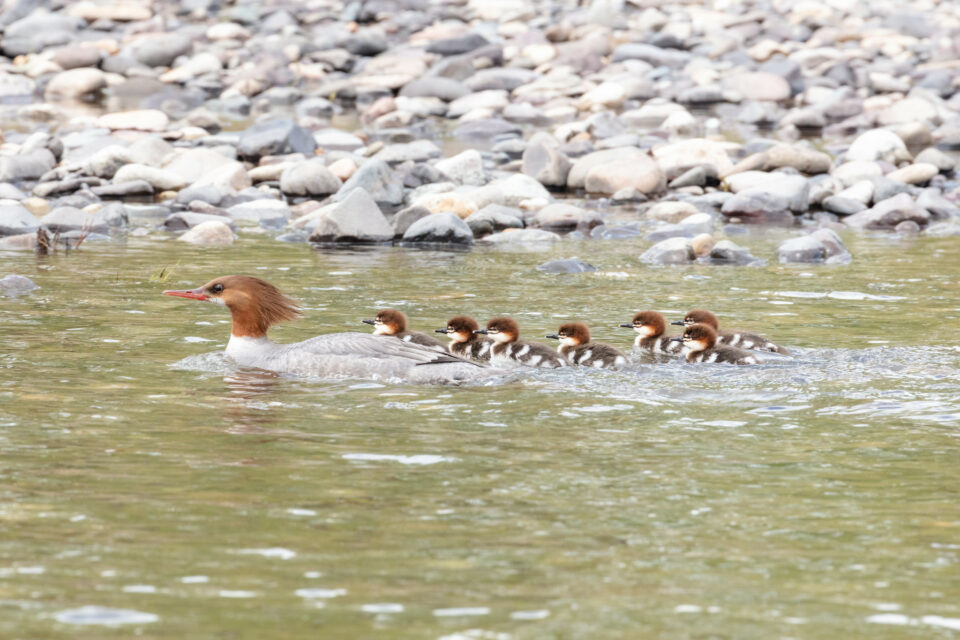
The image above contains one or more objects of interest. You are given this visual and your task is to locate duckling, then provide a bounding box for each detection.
[672,323,758,365]
[363,308,446,352]
[546,322,627,369]
[435,316,493,362]
[673,309,790,355]
[620,311,683,355]
[475,317,567,368]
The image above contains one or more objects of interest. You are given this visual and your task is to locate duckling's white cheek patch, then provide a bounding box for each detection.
[373,326,389,335]
[560,337,576,347]
[492,333,511,343]
[637,326,654,337]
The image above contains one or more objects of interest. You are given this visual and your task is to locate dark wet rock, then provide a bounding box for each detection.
[465,206,524,237]
[531,203,601,231]
[392,205,430,237]
[401,212,474,245]
[333,158,404,206]
[0,274,38,296]
[845,193,931,229]
[225,199,290,229]
[426,33,489,56]
[238,118,317,159]
[163,212,234,231]
[344,28,388,56]
[522,141,572,188]
[639,237,695,265]
[135,33,192,67]
[400,77,469,101]
[537,258,596,274]
[708,240,762,265]
[810,228,852,264]
[0,149,56,182]
[0,204,40,236]
[279,159,342,197]
[308,188,393,243]
[779,235,825,263]
[822,196,867,216]
[40,206,108,233]
[720,190,794,224]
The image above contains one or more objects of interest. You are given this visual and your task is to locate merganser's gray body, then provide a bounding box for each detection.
[227,332,499,384]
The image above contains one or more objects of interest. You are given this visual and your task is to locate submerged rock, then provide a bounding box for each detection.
[778,235,825,263]
[537,258,597,273]
[0,274,38,296]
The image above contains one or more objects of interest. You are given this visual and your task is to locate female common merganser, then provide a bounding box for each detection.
[163,275,495,384]
[546,322,627,369]
[435,316,493,362]
[620,311,683,355]
[475,317,566,368]
[362,308,446,352]
[671,323,758,365]
[673,309,790,355]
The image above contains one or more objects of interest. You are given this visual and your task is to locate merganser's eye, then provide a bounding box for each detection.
[211,283,224,294]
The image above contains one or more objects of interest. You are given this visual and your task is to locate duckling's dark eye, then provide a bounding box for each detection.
[211,283,224,294]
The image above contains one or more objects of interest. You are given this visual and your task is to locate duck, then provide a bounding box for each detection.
[362,308,447,352]
[672,323,758,365]
[620,311,684,355]
[434,316,493,362]
[474,317,567,368]
[163,275,497,384]
[546,322,627,369]
[673,309,790,355]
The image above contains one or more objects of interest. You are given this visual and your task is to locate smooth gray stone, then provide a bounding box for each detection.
[426,33,489,56]
[0,203,39,236]
[392,205,430,237]
[309,188,393,243]
[237,118,317,159]
[778,235,825,263]
[708,239,762,265]
[401,211,474,245]
[134,33,192,67]
[639,237,695,265]
[163,212,234,231]
[333,159,404,207]
[40,206,109,233]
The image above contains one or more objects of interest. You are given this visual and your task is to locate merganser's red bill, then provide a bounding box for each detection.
[163,288,208,301]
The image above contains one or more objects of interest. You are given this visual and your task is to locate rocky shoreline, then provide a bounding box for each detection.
[1,0,959,269]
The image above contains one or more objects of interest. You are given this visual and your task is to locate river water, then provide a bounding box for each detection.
[2,229,959,639]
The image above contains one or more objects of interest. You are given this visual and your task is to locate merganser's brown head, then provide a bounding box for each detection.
[436,316,480,343]
[163,275,301,338]
[476,317,519,344]
[673,323,717,353]
[363,309,407,336]
[621,311,666,337]
[673,308,719,329]
[546,322,590,347]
